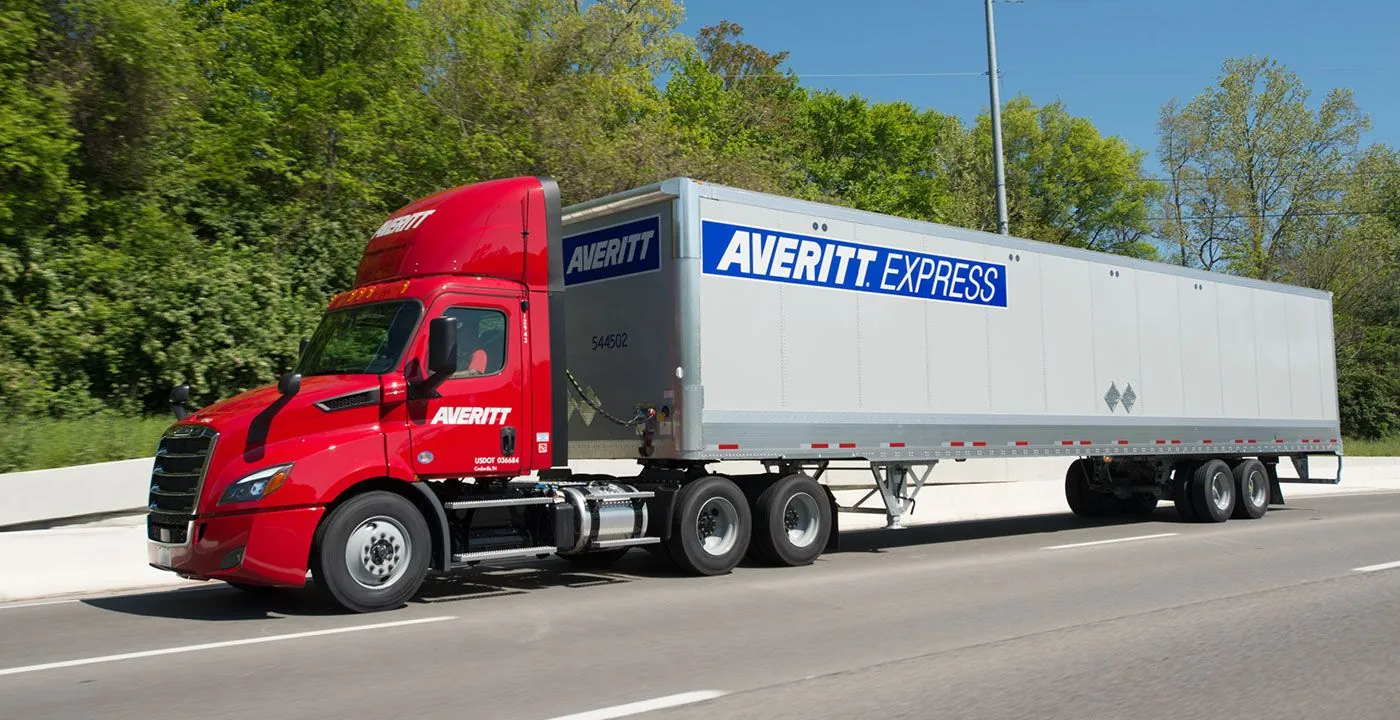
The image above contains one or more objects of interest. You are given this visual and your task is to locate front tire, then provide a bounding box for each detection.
[665,475,751,576]
[312,491,431,613]
[751,473,831,567]
[1231,459,1270,519]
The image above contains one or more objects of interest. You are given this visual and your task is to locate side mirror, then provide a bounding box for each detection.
[427,317,458,375]
[169,384,192,421]
[412,317,458,400]
[278,371,301,396]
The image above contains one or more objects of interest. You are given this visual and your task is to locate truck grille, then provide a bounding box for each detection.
[147,425,217,541]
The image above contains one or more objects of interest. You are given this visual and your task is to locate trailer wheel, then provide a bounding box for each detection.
[1171,461,1201,522]
[1189,459,1236,523]
[665,475,751,576]
[1231,459,1269,519]
[751,473,831,567]
[1065,459,1115,518]
[311,491,431,613]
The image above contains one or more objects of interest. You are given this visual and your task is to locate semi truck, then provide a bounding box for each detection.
[146,175,1343,613]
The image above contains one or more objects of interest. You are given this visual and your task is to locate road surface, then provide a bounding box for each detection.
[2,491,1399,719]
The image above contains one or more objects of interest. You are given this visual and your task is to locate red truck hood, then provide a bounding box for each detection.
[187,375,371,426]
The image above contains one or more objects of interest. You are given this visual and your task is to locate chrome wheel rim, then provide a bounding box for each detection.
[1246,468,1267,507]
[345,515,411,589]
[783,492,821,548]
[696,497,739,557]
[1210,470,1233,511]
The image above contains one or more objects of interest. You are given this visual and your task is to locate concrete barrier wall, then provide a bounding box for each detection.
[1,453,1395,530]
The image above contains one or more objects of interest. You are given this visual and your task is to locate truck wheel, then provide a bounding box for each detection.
[1231,459,1269,519]
[311,491,431,613]
[1172,461,1201,522]
[1065,459,1115,518]
[558,548,631,569]
[665,475,751,576]
[751,473,831,567]
[1189,459,1235,523]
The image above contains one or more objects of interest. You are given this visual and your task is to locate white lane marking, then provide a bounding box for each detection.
[0,615,456,677]
[1042,532,1179,551]
[545,691,728,720]
[1352,560,1400,574]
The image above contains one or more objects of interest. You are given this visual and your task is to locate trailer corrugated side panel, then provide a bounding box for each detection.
[686,182,1340,462]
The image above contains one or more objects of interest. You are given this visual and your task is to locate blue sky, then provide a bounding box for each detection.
[676,0,1399,169]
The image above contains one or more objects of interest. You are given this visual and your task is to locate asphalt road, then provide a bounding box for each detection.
[2,492,1399,720]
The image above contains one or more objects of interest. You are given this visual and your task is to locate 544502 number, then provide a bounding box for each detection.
[591,333,629,351]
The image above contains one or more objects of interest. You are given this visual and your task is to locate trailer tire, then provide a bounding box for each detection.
[1065,459,1115,518]
[311,491,431,613]
[1172,461,1201,522]
[1189,459,1236,523]
[1231,459,1270,519]
[751,473,831,567]
[665,475,751,576]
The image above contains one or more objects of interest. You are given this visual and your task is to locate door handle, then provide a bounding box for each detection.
[501,427,516,457]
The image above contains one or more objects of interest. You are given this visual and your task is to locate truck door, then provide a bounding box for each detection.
[407,291,528,478]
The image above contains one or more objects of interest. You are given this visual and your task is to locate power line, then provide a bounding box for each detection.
[1146,208,1394,222]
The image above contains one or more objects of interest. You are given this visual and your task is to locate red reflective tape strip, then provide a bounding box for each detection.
[888,442,906,448]
[1314,439,1322,443]
[1080,440,1092,446]
[1155,440,1166,444]
[1117,440,1129,445]
[809,443,830,449]
[718,443,739,451]
[1170,440,1181,444]
[1060,440,1074,446]
[949,441,966,447]
[1235,439,1245,444]
[1203,439,1213,444]
[1331,438,1339,443]
[1015,440,1030,446]
[1301,439,1310,443]
[1248,439,1258,444]
[839,442,856,449]
[972,441,987,447]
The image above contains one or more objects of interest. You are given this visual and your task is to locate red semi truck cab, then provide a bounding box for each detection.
[146,176,665,612]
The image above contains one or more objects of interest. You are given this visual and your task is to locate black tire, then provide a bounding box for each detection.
[664,475,752,576]
[311,491,432,613]
[1065,459,1115,518]
[750,473,831,567]
[1231,459,1270,519]
[1115,493,1159,517]
[557,548,630,569]
[1189,459,1236,523]
[1172,461,1201,522]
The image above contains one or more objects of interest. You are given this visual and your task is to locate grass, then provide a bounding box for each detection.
[0,416,1394,474]
[1342,435,1400,457]
[0,416,173,474]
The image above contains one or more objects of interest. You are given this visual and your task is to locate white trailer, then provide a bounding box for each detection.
[553,177,1341,570]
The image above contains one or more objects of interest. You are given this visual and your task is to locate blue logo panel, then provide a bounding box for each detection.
[700,220,1008,308]
[563,216,661,287]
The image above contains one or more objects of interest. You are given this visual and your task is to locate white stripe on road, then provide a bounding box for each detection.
[1352,560,1400,574]
[545,691,728,720]
[1042,532,1179,551]
[0,615,456,677]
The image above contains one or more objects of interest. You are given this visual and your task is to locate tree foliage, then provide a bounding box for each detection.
[0,5,1392,440]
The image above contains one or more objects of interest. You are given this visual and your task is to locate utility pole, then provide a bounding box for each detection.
[984,0,1010,235]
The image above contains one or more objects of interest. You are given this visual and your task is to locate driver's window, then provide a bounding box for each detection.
[442,306,507,378]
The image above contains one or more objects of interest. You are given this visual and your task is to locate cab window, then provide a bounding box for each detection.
[442,307,507,377]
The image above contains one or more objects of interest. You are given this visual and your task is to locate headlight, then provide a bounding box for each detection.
[219,464,292,505]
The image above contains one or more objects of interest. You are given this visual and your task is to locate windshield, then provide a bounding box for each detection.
[296,301,422,376]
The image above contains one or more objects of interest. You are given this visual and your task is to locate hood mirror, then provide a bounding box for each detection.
[278,371,301,397]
